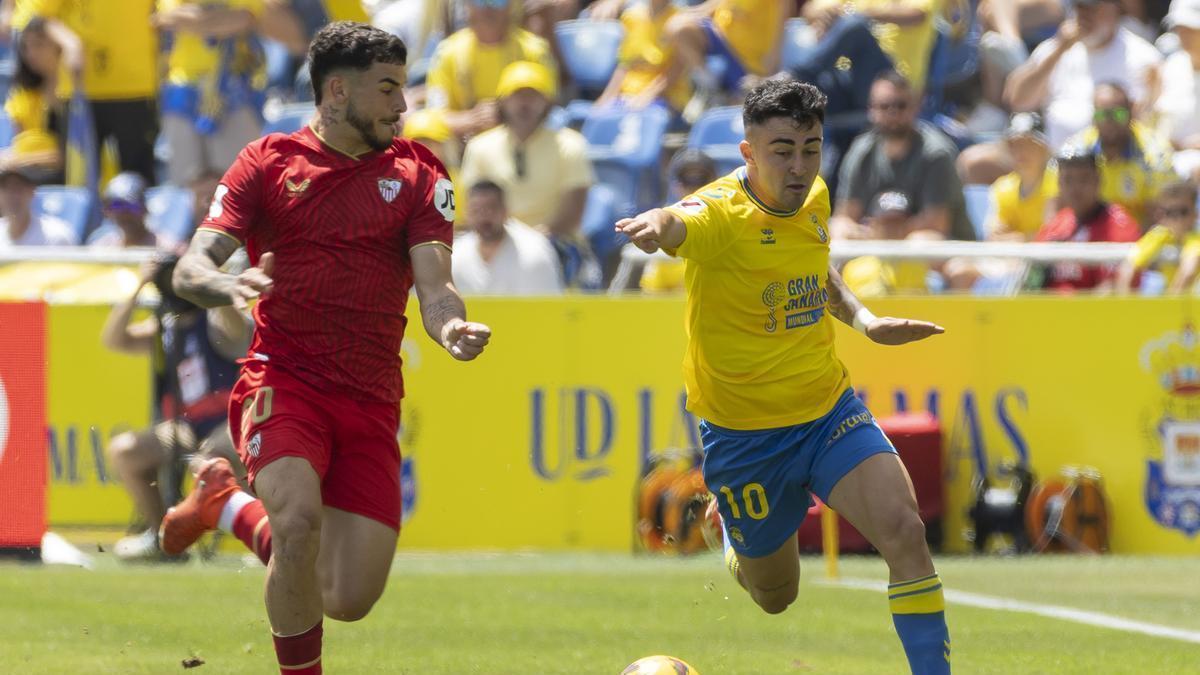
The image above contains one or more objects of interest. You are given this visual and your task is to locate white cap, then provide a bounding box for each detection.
[1167,0,1200,30]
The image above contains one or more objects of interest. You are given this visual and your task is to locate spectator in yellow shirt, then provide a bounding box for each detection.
[154,0,265,187]
[401,108,466,225]
[665,0,790,97]
[1064,81,1173,228]
[987,112,1057,241]
[23,0,160,184]
[426,0,557,138]
[1116,179,1200,294]
[3,17,63,182]
[595,0,690,114]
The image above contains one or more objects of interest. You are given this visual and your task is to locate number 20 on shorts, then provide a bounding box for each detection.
[719,483,770,520]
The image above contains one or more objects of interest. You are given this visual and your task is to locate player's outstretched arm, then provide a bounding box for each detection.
[411,244,491,361]
[174,230,274,310]
[826,264,945,346]
[615,208,687,254]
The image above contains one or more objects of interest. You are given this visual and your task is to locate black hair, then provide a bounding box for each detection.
[1159,178,1198,205]
[308,22,407,105]
[468,180,506,201]
[742,77,827,131]
[13,18,51,91]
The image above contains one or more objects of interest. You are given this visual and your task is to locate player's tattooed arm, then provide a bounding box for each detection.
[411,244,491,361]
[826,263,945,345]
[174,230,274,310]
[825,263,865,327]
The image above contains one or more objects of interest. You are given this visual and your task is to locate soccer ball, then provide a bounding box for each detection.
[621,655,700,675]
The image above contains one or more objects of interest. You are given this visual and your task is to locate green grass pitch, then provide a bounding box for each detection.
[2,552,1198,673]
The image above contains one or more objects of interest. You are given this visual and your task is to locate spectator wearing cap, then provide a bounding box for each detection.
[425,0,557,138]
[402,108,466,224]
[86,172,161,249]
[0,152,75,247]
[594,0,691,115]
[459,61,593,243]
[1156,0,1200,180]
[639,148,718,293]
[840,191,937,295]
[20,0,160,185]
[1035,149,1141,292]
[451,180,563,295]
[1066,82,1173,227]
[153,0,265,187]
[832,71,974,242]
[1005,0,1162,151]
[987,112,1058,241]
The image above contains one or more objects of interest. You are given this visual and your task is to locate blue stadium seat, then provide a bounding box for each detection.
[780,18,811,72]
[263,103,313,136]
[555,20,623,99]
[962,184,993,241]
[563,99,593,130]
[581,183,623,266]
[147,186,196,245]
[33,186,95,243]
[582,105,671,215]
[0,112,13,149]
[687,106,744,176]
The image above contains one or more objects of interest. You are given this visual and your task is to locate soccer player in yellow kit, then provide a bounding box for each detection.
[616,79,950,674]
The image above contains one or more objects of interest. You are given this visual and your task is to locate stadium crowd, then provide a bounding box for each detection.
[0,0,1197,299]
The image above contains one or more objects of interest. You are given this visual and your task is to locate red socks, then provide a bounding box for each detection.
[273,621,322,674]
[231,499,273,565]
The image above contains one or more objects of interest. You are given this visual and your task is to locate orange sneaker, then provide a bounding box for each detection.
[159,458,238,556]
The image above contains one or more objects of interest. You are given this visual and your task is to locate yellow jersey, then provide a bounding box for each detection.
[664,169,852,430]
[1067,124,1174,227]
[712,0,785,76]
[159,0,264,85]
[321,0,368,22]
[1128,225,1200,286]
[860,0,941,91]
[4,87,52,136]
[990,168,1057,238]
[426,28,556,111]
[24,0,158,100]
[618,4,690,111]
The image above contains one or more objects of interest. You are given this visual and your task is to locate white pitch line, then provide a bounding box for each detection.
[817,577,1200,645]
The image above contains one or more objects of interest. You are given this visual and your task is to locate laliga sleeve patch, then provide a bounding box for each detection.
[433,178,456,222]
[673,198,706,215]
[208,184,229,220]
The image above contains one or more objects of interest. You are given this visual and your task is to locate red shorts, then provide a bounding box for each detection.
[229,360,402,531]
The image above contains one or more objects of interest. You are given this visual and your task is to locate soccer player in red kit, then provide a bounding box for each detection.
[161,22,490,674]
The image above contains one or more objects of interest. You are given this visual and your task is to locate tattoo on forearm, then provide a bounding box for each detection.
[825,264,865,327]
[422,291,465,341]
[174,230,241,308]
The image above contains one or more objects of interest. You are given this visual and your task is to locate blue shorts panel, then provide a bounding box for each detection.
[700,389,896,558]
[701,18,748,91]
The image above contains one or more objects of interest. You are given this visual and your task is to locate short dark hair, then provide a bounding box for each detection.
[469,180,505,201]
[308,22,407,104]
[743,78,827,131]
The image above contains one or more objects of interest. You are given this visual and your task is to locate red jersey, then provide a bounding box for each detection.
[199,127,455,403]
[1035,203,1140,291]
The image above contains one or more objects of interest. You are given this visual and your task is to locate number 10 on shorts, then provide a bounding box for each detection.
[719,483,770,520]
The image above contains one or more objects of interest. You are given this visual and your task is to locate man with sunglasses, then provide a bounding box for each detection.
[459,61,597,285]
[86,172,164,249]
[1064,82,1173,227]
[831,70,974,243]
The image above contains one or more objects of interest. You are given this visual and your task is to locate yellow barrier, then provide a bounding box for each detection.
[41,295,1200,553]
